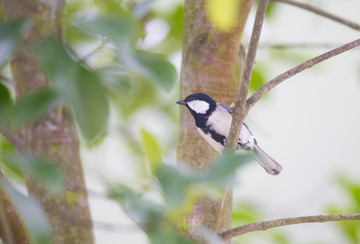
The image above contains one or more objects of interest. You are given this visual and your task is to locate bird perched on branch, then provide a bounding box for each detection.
[177,93,282,175]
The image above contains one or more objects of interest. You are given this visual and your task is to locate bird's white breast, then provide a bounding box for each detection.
[200,105,256,152]
[207,105,232,137]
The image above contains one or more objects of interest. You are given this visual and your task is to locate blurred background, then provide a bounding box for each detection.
[1,0,360,243]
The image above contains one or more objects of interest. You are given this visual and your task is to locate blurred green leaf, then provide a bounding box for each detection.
[270,232,292,244]
[327,177,360,244]
[120,50,177,91]
[34,37,109,143]
[265,2,278,19]
[148,227,197,244]
[109,184,164,230]
[157,153,253,207]
[0,83,11,127]
[166,5,184,44]
[141,129,162,175]
[0,82,11,105]
[6,89,59,130]
[68,68,109,143]
[0,179,52,244]
[201,152,253,183]
[250,66,266,92]
[76,14,137,46]
[2,152,64,191]
[156,164,193,207]
[155,5,184,53]
[97,66,132,95]
[93,0,127,14]
[0,20,29,69]
[232,202,260,226]
[0,137,23,179]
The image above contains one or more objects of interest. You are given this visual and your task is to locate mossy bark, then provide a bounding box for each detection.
[178,0,255,240]
[1,0,95,243]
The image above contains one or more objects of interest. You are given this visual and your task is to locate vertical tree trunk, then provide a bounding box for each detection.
[178,0,255,239]
[1,0,95,243]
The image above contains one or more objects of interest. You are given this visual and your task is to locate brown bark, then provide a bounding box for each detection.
[178,0,255,240]
[1,0,95,243]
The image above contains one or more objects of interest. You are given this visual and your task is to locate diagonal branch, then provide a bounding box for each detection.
[246,38,360,111]
[270,0,360,32]
[225,0,269,151]
[219,213,360,240]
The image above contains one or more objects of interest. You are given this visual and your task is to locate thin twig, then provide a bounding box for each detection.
[246,38,360,111]
[249,42,344,49]
[225,0,269,151]
[219,213,360,240]
[270,0,360,32]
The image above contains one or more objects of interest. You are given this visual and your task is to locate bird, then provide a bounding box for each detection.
[176,93,283,175]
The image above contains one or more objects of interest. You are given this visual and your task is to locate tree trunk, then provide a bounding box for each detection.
[1,0,95,243]
[178,0,255,239]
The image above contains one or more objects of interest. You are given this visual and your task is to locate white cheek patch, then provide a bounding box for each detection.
[187,100,210,114]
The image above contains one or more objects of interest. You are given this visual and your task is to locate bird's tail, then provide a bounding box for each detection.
[253,143,283,175]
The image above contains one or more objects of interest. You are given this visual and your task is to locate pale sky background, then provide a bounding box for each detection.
[81,0,360,243]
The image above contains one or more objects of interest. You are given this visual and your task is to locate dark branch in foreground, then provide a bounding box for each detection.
[225,0,269,151]
[246,38,360,111]
[270,0,360,32]
[219,213,360,240]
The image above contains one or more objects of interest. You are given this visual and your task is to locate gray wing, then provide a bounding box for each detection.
[218,103,232,114]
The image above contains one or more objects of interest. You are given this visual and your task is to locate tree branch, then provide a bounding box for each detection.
[225,0,269,151]
[248,42,344,49]
[246,38,360,111]
[219,213,360,240]
[270,0,360,32]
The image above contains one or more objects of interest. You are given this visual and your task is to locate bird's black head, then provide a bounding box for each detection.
[176,93,217,127]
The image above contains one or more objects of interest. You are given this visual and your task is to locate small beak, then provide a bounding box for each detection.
[176,100,186,106]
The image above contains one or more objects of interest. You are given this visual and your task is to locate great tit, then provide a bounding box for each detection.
[177,93,283,175]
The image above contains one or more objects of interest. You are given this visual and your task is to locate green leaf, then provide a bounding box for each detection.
[0,83,11,127]
[141,129,162,175]
[120,50,177,91]
[0,179,52,244]
[97,66,131,95]
[6,89,59,130]
[109,185,164,230]
[156,153,253,207]
[68,68,109,143]
[76,14,137,46]
[0,136,23,180]
[250,66,266,92]
[156,164,193,207]
[111,80,157,118]
[34,37,109,143]
[0,82,11,105]
[2,152,64,191]
[0,20,29,68]
[33,38,76,90]
[201,152,253,183]
[148,227,197,244]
